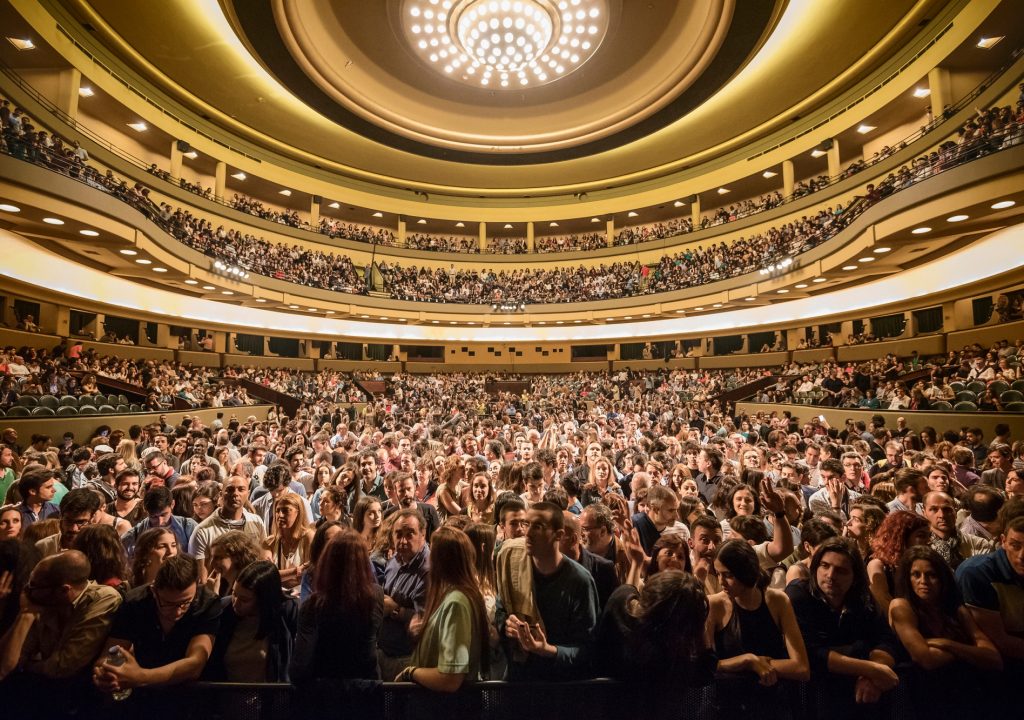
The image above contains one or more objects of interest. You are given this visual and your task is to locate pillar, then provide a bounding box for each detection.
[39,304,68,336]
[169,141,183,181]
[782,160,795,199]
[397,218,407,245]
[214,161,226,202]
[691,195,701,229]
[214,332,228,354]
[786,328,803,351]
[941,301,959,333]
[901,311,915,338]
[392,344,401,362]
[838,320,854,345]
[86,313,104,340]
[526,222,535,252]
[606,219,614,247]
[310,197,320,226]
[928,66,952,120]
[57,68,81,121]
[826,138,841,179]
[156,323,175,349]
[479,222,486,252]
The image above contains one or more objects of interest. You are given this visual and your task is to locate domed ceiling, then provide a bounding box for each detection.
[48,0,942,191]
[225,0,776,162]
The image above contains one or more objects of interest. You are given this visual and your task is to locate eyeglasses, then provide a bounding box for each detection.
[152,588,197,610]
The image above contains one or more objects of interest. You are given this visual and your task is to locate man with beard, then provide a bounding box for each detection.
[107,468,145,527]
[35,489,102,558]
[382,473,439,540]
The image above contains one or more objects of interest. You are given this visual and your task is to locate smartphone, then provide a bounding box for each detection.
[818,415,826,422]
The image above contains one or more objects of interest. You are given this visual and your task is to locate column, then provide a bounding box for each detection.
[941,301,959,333]
[39,303,69,336]
[156,323,175,349]
[213,331,228,354]
[826,138,841,179]
[169,141,183,181]
[526,221,535,252]
[479,222,486,252]
[606,219,614,247]
[901,311,915,338]
[214,161,226,202]
[782,160,795,199]
[691,195,701,229]
[838,320,854,345]
[786,328,803,351]
[57,68,81,122]
[85,313,104,340]
[928,66,952,120]
[397,218,407,245]
[310,196,320,226]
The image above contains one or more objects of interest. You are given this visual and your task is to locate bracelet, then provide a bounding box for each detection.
[773,510,787,520]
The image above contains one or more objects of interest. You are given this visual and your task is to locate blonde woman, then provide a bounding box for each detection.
[116,439,142,472]
[262,493,314,590]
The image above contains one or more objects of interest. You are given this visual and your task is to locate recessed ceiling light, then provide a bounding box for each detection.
[379,316,388,320]
[326,310,336,315]
[308,308,317,312]
[79,229,99,236]
[911,226,931,234]
[127,122,148,132]
[842,265,857,271]
[605,317,614,321]
[856,124,876,134]
[762,170,777,179]
[504,223,513,229]
[255,298,267,302]
[231,172,246,180]
[203,285,216,290]
[626,212,638,218]
[947,214,968,222]
[455,222,465,228]
[591,217,601,223]
[673,200,686,207]
[360,314,369,319]
[288,304,299,309]
[642,314,651,318]
[398,318,405,322]
[694,307,704,311]
[912,87,931,98]
[504,322,512,325]
[7,38,35,51]
[745,296,756,301]
[0,204,21,212]
[712,303,723,308]
[184,279,199,285]
[873,247,891,253]
[810,149,826,158]
[976,36,1003,49]
[717,187,730,195]
[328,202,340,209]
[623,316,632,320]
[372,211,383,218]
[431,320,439,324]
[555,320,563,325]
[794,284,808,289]
[776,289,789,294]
[183,151,198,160]
[858,257,875,262]
[812,277,827,283]
[221,290,234,295]
[42,217,64,225]
[991,200,1015,209]
[119,249,137,256]
[278,189,291,196]
[78,86,95,98]
[135,259,152,265]
[675,309,686,314]
[549,222,559,227]
[153,267,168,273]
[537,321,545,325]
[417,219,427,224]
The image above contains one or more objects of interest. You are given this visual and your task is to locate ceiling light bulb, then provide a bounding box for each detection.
[946,214,968,222]
[79,229,99,236]
[78,86,95,97]
[119,249,138,256]
[911,226,931,234]
[0,204,21,212]
[856,124,876,134]
[762,170,777,179]
[43,217,65,225]
[991,200,1015,209]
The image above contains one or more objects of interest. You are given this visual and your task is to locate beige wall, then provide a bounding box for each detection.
[837,334,946,363]
[736,402,1024,439]
[700,352,789,369]
[947,318,1024,352]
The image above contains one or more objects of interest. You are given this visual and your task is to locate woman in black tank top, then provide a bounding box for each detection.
[706,541,810,717]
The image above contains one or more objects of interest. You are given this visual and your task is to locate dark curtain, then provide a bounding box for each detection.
[870,313,906,339]
[235,333,264,356]
[366,344,392,361]
[70,310,96,336]
[749,331,776,351]
[973,297,994,326]
[337,342,363,360]
[103,315,140,344]
[714,335,744,356]
[913,307,943,334]
[268,337,300,357]
[571,345,609,361]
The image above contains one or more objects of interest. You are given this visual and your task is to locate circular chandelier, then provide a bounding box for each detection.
[402,0,610,89]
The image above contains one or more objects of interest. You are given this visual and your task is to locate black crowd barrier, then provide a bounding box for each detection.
[77,671,977,720]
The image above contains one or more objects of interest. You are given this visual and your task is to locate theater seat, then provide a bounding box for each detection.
[1000,390,1024,404]
[38,395,59,409]
[78,405,98,415]
[930,401,952,411]
[1005,401,1024,412]
[98,404,116,414]
[31,406,56,416]
[954,391,977,403]
[59,395,78,407]
[16,395,38,408]
[56,406,78,416]
[953,401,978,412]
[5,406,30,417]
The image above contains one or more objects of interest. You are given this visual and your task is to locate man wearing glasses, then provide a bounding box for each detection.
[94,555,220,706]
[141,450,179,489]
[0,551,122,715]
[35,489,103,559]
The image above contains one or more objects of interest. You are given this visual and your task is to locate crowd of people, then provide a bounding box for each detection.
[0,352,1021,719]
[536,233,607,253]
[756,337,1024,411]
[4,94,1023,306]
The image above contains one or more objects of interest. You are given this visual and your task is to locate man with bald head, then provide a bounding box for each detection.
[0,550,122,714]
[922,491,995,570]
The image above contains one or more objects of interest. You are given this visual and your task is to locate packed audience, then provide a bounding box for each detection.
[536,233,607,253]
[0,354,1021,719]
[4,96,1022,306]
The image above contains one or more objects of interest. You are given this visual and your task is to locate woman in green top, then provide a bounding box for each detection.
[397,526,488,692]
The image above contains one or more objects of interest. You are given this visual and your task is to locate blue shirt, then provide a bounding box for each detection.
[18,500,60,528]
[956,548,1024,637]
[379,545,429,657]
[121,514,197,558]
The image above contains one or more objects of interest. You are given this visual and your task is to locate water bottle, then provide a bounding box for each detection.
[105,646,132,701]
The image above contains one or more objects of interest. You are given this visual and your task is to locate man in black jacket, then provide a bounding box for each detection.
[560,511,619,611]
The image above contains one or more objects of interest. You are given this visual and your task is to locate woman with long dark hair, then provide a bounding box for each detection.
[290,530,384,682]
[206,560,298,682]
[889,546,1001,714]
[299,519,346,603]
[396,526,488,692]
[72,524,128,591]
[707,540,809,715]
[867,510,931,614]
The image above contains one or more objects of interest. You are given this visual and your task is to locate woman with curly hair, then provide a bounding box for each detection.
[866,510,931,614]
[435,455,465,520]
